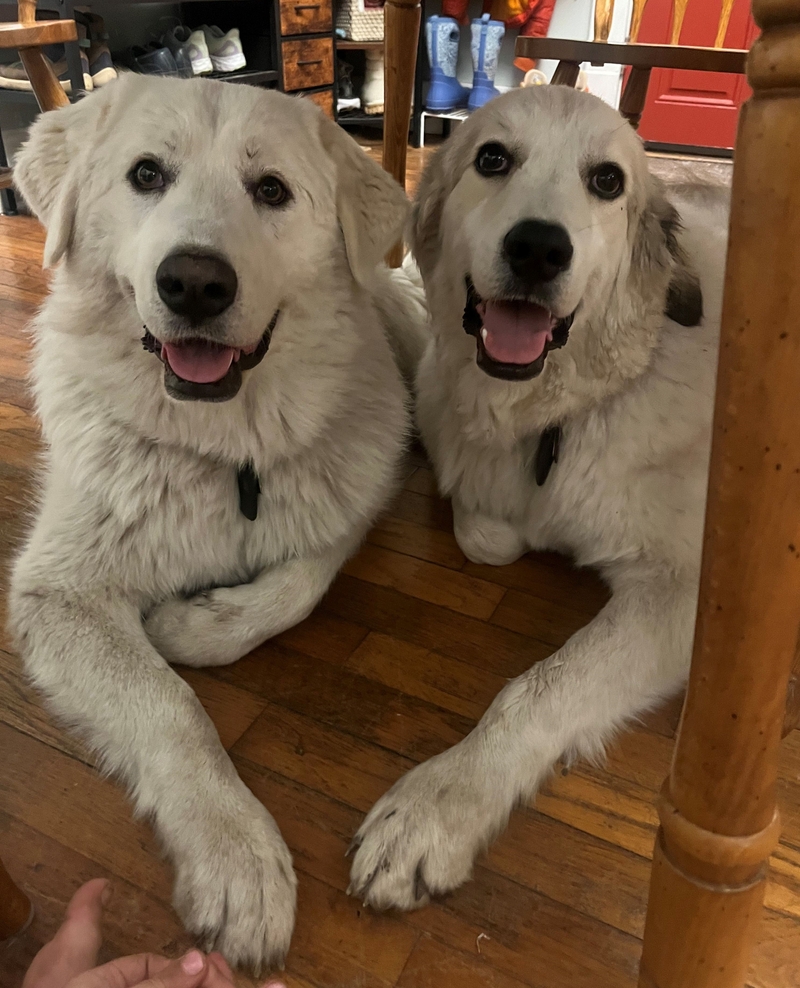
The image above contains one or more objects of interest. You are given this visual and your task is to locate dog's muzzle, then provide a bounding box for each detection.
[463,277,573,382]
[141,310,279,402]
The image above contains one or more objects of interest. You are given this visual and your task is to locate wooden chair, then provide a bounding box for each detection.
[515,37,748,129]
[382,1,800,984]
[0,0,77,193]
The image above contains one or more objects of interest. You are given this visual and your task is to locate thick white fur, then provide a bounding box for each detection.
[350,87,728,909]
[9,74,426,967]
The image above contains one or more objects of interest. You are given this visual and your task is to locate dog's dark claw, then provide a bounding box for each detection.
[345,835,362,858]
[354,864,381,902]
[414,860,430,902]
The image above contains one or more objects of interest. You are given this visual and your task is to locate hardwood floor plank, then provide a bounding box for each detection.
[388,488,454,534]
[273,610,369,665]
[343,544,505,620]
[490,588,594,649]
[232,700,415,813]
[463,552,610,615]
[367,513,466,570]
[396,934,533,988]
[322,575,551,677]
[345,632,505,721]
[213,641,473,763]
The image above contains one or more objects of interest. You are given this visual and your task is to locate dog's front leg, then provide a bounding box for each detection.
[145,536,358,667]
[10,585,296,970]
[349,566,696,910]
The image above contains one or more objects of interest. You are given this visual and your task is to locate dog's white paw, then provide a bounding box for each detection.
[145,590,250,667]
[453,506,527,567]
[348,746,510,910]
[170,793,297,971]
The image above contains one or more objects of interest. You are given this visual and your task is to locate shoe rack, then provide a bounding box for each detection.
[0,0,337,106]
[0,0,336,213]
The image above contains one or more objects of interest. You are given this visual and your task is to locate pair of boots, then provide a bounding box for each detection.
[426,13,505,114]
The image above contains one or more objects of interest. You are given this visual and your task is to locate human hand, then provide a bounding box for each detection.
[22,878,287,988]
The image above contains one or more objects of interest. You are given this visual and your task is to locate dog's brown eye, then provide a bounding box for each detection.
[255,176,289,206]
[589,163,625,200]
[475,142,513,177]
[131,159,165,192]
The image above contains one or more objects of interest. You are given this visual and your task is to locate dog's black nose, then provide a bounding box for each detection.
[503,221,573,285]
[156,251,238,324]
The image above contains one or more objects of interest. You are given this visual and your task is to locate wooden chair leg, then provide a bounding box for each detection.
[638,4,800,987]
[382,0,421,268]
[594,0,615,42]
[619,66,651,129]
[670,0,690,44]
[551,60,581,87]
[19,46,68,112]
[0,856,32,941]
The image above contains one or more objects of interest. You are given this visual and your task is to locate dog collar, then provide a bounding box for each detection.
[534,425,561,487]
[237,461,260,520]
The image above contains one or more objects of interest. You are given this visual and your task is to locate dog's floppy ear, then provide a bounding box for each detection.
[660,202,703,327]
[408,142,455,278]
[633,179,703,328]
[14,89,106,267]
[317,112,409,284]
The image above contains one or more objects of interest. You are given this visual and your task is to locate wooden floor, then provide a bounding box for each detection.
[1,149,799,988]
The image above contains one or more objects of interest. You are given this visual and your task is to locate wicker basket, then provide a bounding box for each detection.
[335,0,384,42]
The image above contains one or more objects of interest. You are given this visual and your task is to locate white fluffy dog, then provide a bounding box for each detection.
[349,86,727,910]
[9,74,426,967]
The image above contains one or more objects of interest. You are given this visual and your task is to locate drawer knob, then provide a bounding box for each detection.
[297,58,323,65]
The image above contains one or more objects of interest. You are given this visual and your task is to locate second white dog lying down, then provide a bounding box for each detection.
[349,86,728,909]
[9,75,426,968]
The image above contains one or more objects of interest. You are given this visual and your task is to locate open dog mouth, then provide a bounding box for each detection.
[141,311,279,402]
[463,277,574,381]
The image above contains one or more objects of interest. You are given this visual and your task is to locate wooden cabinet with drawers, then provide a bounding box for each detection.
[280,0,333,37]
[274,0,335,116]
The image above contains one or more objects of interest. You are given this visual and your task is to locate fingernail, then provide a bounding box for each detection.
[181,950,205,975]
[101,881,113,907]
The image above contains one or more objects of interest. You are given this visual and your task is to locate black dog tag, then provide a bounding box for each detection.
[237,462,261,521]
[534,426,561,487]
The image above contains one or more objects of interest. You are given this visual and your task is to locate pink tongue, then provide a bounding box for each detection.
[478,300,555,365]
[161,341,236,384]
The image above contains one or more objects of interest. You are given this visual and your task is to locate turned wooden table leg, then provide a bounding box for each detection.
[0,856,32,941]
[619,65,651,128]
[551,60,581,87]
[639,4,800,987]
[383,0,421,267]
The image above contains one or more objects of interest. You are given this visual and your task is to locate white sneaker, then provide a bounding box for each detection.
[200,25,246,73]
[162,25,213,75]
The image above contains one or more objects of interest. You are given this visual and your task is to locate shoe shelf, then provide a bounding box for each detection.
[335,39,381,50]
[206,67,279,85]
[337,110,383,126]
[0,0,335,113]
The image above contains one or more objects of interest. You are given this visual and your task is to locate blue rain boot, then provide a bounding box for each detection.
[425,15,469,113]
[468,13,505,112]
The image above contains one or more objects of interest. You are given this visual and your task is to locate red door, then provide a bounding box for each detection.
[636,0,759,149]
